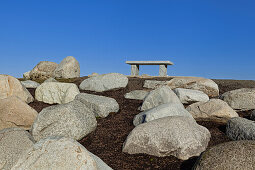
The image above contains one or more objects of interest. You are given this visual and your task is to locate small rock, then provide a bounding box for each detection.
[123,116,210,160]
[226,117,255,140]
[75,93,119,118]
[35,82,80,104]
[143,80,168,89]
[124,90,149,100]
[220,88,255,111]
[21,80,40,88]
[133,103,193,126]
[23,71,31,80]
[79,73,128,92]
[12,136,112,170]
[173,88,209,104]
[0,128,35,170]
[29,61,58,80]
[0,96,37,131]
[193,140,255,170]
[167,77,219,97]
[141,86,182,111]
[88,72,99,77]
[31,100,97,142]
[54,56,80,79]
[186,99,239,123]
[0,74,34,103]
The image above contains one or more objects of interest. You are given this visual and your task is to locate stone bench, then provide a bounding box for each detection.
[126,61,174,76]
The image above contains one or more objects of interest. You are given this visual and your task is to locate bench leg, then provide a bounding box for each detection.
[131,65,139,76]
[159,65,167,76]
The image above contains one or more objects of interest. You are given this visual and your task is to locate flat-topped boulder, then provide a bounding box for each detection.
[133,103,193,126]
[29,61,58,80]
[124,90,149,100]
[173,88,209,104]
[79,73,128,92]
[0,128,35,170]
[167,77,219,97]
[193,140,255,170]
[0,75,34,103]
[54,56,80,79]
[31,100,97,142]
[141,86,183,111]
[0,96,38,131]
[35,82,80,104]
[12,136,112,170]
[220,88,255,111]
[123,116,210,160]
[186,99,239,123]
[21,80,40,88]
[75,93,119,118]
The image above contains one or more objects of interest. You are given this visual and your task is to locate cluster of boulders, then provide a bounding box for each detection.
[123,77,255,169]
[1,60,255,169]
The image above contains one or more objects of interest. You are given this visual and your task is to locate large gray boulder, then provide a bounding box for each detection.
[12,136,112,170]
[124,90,149,100]
[141,86,182,111]
[226,117,255,140]
[194,140,255,170]
[21,80,40,88]
[123,116,210,160]
[79,73,128,92]
[54,56,80,79]
[167,77,219,97]
[0,74,34,103]
[0,96,38,131]
[173,88,209,104]
[0,128,35,170]
[31,100,97,142]
[186,99,239,123]
[29,61,58,80]
[35,82,80,104]
[75,93,119,118]
[143,80,168,89]
[133,103,193,126]
[220,88,255,111]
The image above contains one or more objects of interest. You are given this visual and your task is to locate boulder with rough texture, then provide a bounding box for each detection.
[89,152,113,170]
[123,116,210,160]
[143,80,168,89]
[173,88,209,104]
[167,77,219,97]
[43,77,58,83]
[31,100,97,142]
[79,73,128,92]
[12,136,112,170]
[29,61,58,80]
[133,103,193,126]
[75,93,119,118]
[141,86,183,111]
[35,82,80,104]
[124,90,149,100]
[226,117,255,140]
[0,74,34,103]
[0,96,37,131]
[186,99,239,123]
[220,88,255,111]
[0,128,35,170]
[23,71,31,80]
[193,140,255,170]
[21,80,40,88]
[54,56,80,79]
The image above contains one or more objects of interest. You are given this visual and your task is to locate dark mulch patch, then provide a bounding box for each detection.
[27,77,255,170]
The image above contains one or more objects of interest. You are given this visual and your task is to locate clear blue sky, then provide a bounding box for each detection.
[0,0,255,80]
